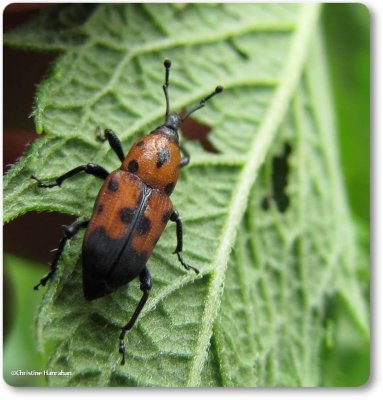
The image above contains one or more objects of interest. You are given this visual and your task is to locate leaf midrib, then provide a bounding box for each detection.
[186,4,321,387]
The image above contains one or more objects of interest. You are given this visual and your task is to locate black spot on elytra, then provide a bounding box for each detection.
[136,140,145,147]
[156,146,170,168]
[128,160,139,173]
[96,204,104,214]
[165,182,175,195]
[108,179,119,192]
[137,216,151,235]
[120,208,135,225]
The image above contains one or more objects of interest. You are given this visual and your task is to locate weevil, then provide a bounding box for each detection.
[32,59,223,365]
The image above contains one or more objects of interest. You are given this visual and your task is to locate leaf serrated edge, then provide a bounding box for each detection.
[186,4,322,387]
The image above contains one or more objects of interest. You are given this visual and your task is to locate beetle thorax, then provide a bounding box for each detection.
[121,129,180,195]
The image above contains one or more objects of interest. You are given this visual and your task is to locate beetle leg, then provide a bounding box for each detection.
[97,127,125,162]
[119,266,152,366]
[31,163,109,188]
[170,210,199,274]
[179,143,190,168]
[34,220,89,290]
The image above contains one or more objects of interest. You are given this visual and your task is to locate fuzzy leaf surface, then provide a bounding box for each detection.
[4,4,368,387]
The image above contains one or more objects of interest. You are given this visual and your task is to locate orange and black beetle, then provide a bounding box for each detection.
[31,59,223,365]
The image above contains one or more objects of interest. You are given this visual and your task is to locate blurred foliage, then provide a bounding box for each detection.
[3,254,47,386]
[323,4,370,226]
[321,3,370,386]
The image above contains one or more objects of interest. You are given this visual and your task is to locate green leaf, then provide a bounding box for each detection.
[3,254,47,387]
[4,3,368,387]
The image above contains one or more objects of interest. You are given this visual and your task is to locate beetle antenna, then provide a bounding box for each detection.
[163,59,171,120]
[181,85,223,122]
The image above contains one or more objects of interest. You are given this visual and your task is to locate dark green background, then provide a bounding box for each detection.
[321,4,370,387]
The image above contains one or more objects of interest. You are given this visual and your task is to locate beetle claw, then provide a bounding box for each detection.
[30,174,41,184]
[33,281,43,290]
[119,339,126,366]
[34,274,51,290]
[188,265,200,274]
[96,126,106,142]
[31,174,58,188]
[176,252,199,274]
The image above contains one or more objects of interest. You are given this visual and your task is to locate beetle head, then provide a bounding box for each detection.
[165,112,181,132]
[160,59,223,143]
